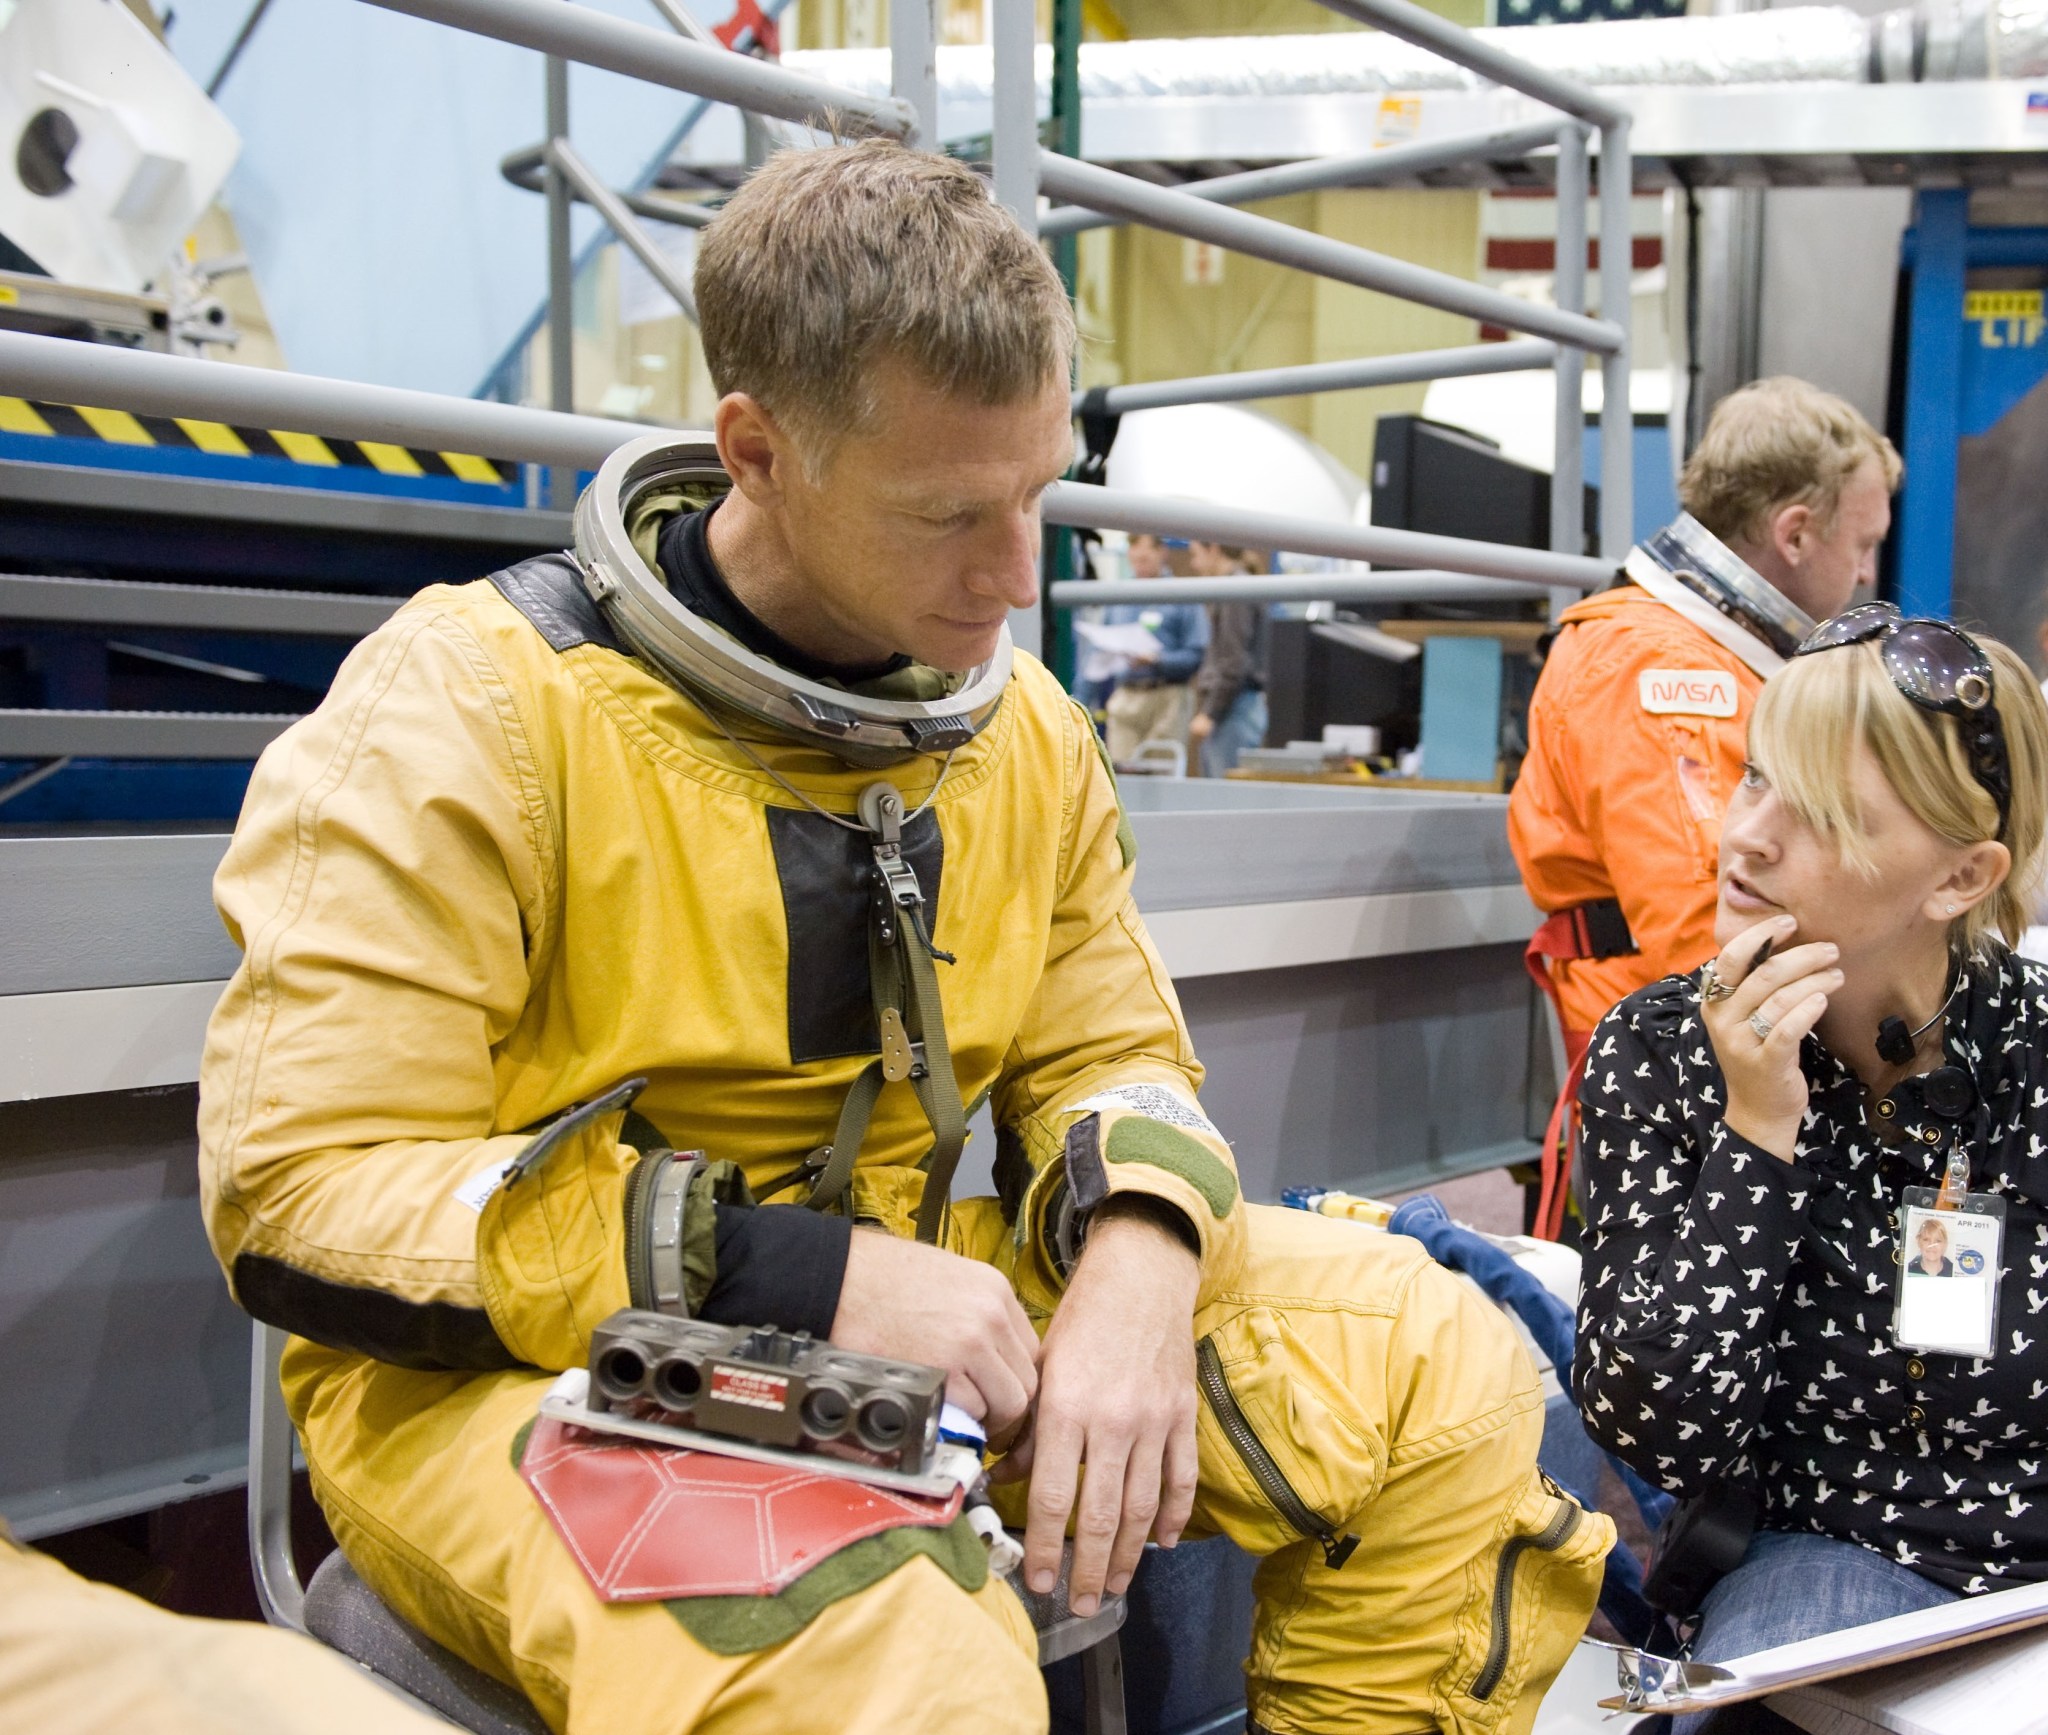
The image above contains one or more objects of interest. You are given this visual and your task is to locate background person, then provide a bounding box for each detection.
[1187,542,1272,777]
[1095,531,1209,766]
[1574,613,2048,1735]
[1509,378,1900,1235]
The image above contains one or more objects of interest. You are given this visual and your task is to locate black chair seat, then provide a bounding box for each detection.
[303,1552,550,1735]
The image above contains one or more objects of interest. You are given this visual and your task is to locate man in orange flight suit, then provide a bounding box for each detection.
[1509,378,1900,1230]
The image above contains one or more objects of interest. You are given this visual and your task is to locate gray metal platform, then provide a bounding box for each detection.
[0,785,1548,1540]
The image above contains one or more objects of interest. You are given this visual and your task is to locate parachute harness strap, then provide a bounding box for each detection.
[713,750,959,1244]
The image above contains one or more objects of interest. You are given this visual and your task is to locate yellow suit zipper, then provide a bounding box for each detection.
[1195,1336,1359,1569]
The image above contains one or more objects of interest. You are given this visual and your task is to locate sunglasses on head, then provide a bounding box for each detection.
[1794,602,2012,841]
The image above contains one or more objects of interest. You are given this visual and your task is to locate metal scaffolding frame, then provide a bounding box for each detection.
[0,0,1634,664]
[1036,121,1572,241]
[1018,0,1637,604]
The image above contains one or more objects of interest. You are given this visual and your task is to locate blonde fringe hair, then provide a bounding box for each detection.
[1748,633,2048,952]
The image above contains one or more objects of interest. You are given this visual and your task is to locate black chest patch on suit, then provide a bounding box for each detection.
[768,805,944,1063]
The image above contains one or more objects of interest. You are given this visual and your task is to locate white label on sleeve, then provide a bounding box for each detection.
[1073,1082,1218,1138]
[1639,669,1739,717]
[453,1158,515,1214]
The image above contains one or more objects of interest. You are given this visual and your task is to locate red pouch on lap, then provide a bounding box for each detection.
[516,1416,964,1601]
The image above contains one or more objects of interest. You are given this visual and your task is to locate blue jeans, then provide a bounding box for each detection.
[1669,1530,1960,1735]
[1199,688,1268,777]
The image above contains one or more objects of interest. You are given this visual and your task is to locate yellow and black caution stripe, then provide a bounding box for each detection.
[0,396,517,486]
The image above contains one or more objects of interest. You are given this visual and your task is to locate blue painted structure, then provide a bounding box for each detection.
[1894,192,2048,617]
[1419,636,1504,783]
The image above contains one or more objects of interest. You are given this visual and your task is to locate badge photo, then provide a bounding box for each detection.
[1893,1194,2006,1359]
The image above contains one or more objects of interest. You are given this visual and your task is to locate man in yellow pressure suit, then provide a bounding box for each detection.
[199,142,1607,1735]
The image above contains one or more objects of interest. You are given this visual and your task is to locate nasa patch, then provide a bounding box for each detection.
[1639,669,1739,717]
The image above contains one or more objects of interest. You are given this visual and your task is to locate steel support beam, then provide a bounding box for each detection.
[358,0,914,137]
[1074,339,1555,416]
[544,55,575,506]
[0,710,300,760]
[1596,115,1634,559]
[1044,482,1614,589]
[0,330,640,472]
[1039,122,1567,240]
[0,574,402,637]
[1051,571,1550,606]
[889,0,939,148]
[991,0,1040,238]
[1310,0,1627,129]
[548,138,697,322]
[991,0,1041,658]
[1550,121,1588,606]
[1038,151,1622,354]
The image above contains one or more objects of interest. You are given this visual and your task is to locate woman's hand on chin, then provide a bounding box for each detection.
[1702,915,1841,1162]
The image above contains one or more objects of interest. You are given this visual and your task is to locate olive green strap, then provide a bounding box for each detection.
[799,780,966,1241]
[803,879,964,1241]
[901,905,965,1244]
[802,1059,886,1217]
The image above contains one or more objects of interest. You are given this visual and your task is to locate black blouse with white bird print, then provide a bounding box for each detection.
[1575,946,2048,1594]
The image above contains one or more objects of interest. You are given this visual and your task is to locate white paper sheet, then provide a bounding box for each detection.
[1596,1578,2048,1715]
[1770,1625,2048,1735]
[1072,620,1164,661]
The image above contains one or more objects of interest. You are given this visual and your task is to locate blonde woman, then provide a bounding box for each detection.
[1573,608,2048,1729]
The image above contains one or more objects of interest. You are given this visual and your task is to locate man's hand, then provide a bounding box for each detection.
[1187,713,1216,744]
[830,1229,1040,1440]
[1006,1203,1201,1617]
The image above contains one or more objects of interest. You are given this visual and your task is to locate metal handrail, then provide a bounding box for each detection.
[356,0,915,137]
[1071,340,1556,416]
[1037,151,1623,355]
[1311,0,1629,129]
[547,138,697,322]
[1051,572,1553,606]
[499,146,718,231]
[1038,121,1570,239]
[1042,481,1616,590]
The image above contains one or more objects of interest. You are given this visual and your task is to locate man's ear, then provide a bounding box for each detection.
[1769,500,1815,569]
[714,393,796,507]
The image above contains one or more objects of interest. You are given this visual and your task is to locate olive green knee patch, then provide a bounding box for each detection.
[1104,1117,1238,1219]
[664,1518,989,1655]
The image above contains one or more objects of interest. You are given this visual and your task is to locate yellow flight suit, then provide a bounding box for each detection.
[199,546,1607,1735]
[0,1525,446,1735]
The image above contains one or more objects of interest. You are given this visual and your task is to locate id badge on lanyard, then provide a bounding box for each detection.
[1892,1145,2006,1360]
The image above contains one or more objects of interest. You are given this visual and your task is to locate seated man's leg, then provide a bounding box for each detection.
[1188,1205,1611,1735]
[287,1343,1045,1735]
[1671,1531,1960,1735]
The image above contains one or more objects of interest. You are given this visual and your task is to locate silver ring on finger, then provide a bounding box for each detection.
[1701,960,1735,1002]
[1749,1011,1775,1042]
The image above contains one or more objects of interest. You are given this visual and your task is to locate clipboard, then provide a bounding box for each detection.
[1593,1577,2048,1717]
